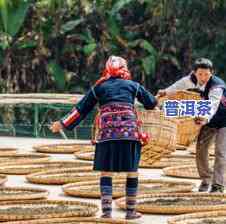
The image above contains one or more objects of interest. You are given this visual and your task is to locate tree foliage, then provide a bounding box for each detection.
[0,0,226,94]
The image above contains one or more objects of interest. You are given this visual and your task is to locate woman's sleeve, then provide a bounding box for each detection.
[60,88,98,130]
[136,84,157,109]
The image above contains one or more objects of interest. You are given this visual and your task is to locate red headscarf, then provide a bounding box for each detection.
[95,55,132,85]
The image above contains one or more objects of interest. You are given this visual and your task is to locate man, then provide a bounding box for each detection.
[158,58,226,193]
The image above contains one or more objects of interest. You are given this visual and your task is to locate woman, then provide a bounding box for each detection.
[50,55,157,219]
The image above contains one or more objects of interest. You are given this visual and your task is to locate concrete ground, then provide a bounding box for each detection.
[0,136,200,224]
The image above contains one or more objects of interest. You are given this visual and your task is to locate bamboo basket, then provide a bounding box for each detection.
[0,161,91,175]
[0,187,48,201]
[0,175,7,185]
[0,200,98,221]
[26,167,126,185]
[0,217,136,224]
[159,90,202,146]
[163,165,200,179]
[0,153,50,164]
[33,143,94,154]
[115,192,226,214]
[63,179,195,198]
[0,148,17,155]
[168,210,226,224]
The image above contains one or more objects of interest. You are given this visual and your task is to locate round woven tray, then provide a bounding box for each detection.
[63,179,195,198]
[26,167,125,185]
[0,187,48,201]
[0,175,7,185]
[0,153,50,164]
[0,148,17,155]
[33,143,94,154]
[0,161,91,175]
[163,165,200,179]
[74,151,94,161]
[115,192,226,214]
[0,200,98,221]
[140,154,196,168]
[168,210,226,224]
[0,217,136,224]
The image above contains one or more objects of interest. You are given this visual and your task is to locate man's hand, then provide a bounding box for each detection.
[194,117,208,126]
[156,89,167,98]
[49,121,63,133]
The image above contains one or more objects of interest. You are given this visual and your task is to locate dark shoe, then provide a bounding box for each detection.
[101,213,112,218]
[198,181,210,192]
[209,184,224,193]
[126,211,142,220]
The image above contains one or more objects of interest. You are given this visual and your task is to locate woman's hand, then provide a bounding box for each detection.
[69,97,77,104]
[49,121,63,133]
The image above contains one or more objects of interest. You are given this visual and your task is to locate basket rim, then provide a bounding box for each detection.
[0,217,136,224]
[115,193,226,214]
[168,210,226,224]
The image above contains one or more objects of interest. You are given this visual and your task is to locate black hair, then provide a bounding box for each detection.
[193,58,213,71]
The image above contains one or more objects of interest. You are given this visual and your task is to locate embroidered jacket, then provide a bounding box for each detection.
[60,77,157,141]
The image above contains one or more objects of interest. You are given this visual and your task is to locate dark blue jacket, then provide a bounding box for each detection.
[190,74,226,128]
[61,78,157,130]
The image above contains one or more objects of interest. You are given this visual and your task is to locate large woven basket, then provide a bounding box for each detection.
[0,161,91,175]
[163,165,200,179]
[115,192,226,214]
[0,148,17,155]
[0,175,7,185]
[0,187,48,201]
[174,118,200,146]
[159,90,202,146]
[168,210,226,224]
[26,167,126,185]
[33,143,94,154]
[0,217,136,224]
[0,153,50,164]
[63,179,194,198]
[0,200,98,221]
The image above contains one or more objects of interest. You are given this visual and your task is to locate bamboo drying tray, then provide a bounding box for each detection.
[0,217,136,224]
[26,167,126,185]
[0,200,98,221]
[0,153,50,164]
[140,154,196,168]
[63,179,195,198]
[0,148,17,155]
[0,187,48,201]
[168,210,226,224]
[0,161,91,175]
[163,165,200,179]
[0,175,7,185]
[115,192,226,214]
[33,143,94,154]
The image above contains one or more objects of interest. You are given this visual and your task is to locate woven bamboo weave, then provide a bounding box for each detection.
[0,161,91,175]
[168,210,226,224]
[33,143,94,154]
[0,148,17,155]
[163,165,200,179]
[0,200,98,221]
[0,175,7,185]
[0,187,48,201]
[0,217,136,224]
[26,167,126,185]
[115,192,226,214]
[0,153,50,164]
[63,179,194,198]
